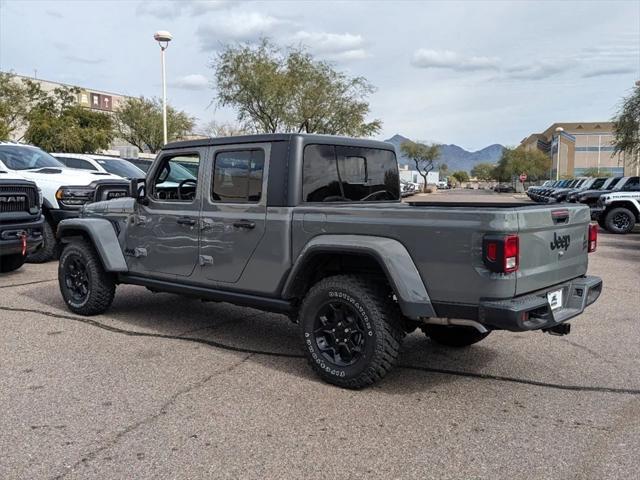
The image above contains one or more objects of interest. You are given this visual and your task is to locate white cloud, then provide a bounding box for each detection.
[291,31,370,62]
[326,49,370,62]
[136,0,236,19]
[64,55,104,65]
[582,66,635,79]
[170,74,210,90]
[504,60,568,81]
[291,31,364,54]
[196,12,289,49]
[411,49,500,71]
[45,9,63,19]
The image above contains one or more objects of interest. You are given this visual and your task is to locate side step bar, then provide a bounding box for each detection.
[118,274,294,314]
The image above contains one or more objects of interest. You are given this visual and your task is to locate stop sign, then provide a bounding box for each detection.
[519,173,527,183]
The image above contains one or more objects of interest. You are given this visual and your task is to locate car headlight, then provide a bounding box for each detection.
[37,188,43,206]
[55,186,96,209]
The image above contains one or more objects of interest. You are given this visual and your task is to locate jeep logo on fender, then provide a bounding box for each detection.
[550,232,570,251]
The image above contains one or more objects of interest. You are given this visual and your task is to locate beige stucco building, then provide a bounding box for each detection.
[6,73,142,156]
[520,122,637,178]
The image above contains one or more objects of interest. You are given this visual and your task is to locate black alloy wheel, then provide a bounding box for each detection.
[314,301,367,367]
[63,255,90,303]
[613,212,631,230]
[604,207,636,234]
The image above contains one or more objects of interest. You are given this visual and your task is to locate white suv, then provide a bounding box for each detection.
[51,153,145,179]
[0,142,129,262]
[597,182,640,234]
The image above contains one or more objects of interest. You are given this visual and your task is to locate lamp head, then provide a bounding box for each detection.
[154,30,173,48]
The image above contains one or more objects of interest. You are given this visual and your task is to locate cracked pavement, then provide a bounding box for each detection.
[0,228,639,479]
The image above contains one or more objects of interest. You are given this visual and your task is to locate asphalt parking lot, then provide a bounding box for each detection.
[1,190,639,479]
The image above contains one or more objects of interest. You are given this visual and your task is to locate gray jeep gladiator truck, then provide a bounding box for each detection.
[56,134,602,388]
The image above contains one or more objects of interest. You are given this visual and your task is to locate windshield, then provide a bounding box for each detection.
[97,158,145,178]
[157,160,196,183]
[607,177,622,189]
[591,178,606,189]
[0,145,64,170]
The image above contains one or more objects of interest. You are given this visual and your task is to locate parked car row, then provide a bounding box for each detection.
[0,142,131,264]
[527,176,640,234]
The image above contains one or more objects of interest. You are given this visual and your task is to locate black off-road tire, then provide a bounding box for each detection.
[421,324,490,347]
[0,254,26,273]
[604,207,636,234]
[58,240,115,315]
[299,275,405,389]
[27,217,58,263]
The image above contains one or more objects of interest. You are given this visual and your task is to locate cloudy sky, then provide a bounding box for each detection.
[1,0,639,150]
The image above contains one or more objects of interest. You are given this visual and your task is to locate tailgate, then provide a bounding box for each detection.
[516,204,591,295]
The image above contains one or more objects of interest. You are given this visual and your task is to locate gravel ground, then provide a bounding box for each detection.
[1,191,638,479]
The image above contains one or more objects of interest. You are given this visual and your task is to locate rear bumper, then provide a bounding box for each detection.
[478,275,603,332]
[0,215,44,256]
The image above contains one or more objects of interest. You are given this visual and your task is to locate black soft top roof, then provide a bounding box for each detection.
[163,133,395,152]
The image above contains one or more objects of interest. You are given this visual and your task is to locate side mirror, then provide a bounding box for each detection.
[129,177,146,201]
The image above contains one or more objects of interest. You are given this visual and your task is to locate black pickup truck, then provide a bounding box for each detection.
[0,172,43,272]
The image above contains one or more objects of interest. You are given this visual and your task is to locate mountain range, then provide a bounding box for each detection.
[384,134,504,173]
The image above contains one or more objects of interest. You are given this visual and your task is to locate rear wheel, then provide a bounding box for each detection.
[58,240,115,315]
[604,207,636,234]
[299,275,405,389]
[0,254,26,273]
[421,324,490,347]
[27,217,58,263]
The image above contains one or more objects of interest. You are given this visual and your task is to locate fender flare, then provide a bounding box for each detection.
[282,235,435,319]
[56,218,128,272]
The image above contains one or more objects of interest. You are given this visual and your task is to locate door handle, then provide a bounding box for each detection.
[177,217,196,226]
[233,220,256,229]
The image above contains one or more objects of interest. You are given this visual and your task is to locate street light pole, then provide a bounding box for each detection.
[555,126,564,181]
[154,31,173,146]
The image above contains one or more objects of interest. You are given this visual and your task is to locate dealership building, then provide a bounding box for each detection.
[520,122,637,178]
[6,73,146,157]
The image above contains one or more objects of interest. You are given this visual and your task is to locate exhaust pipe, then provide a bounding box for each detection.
[421,318,488,334]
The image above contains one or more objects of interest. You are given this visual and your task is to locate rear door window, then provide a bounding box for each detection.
[212,149,265,203]
[303,145,399,202]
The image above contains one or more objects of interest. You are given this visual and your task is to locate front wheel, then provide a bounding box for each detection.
[58,240,115,315]
[0,254,26,273]
[299,275,405,389]
[27,217,58,263]
[604,207,636,234]
[421,324,490,347]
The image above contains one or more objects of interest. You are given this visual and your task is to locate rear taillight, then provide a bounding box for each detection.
[483,234,519,273]
[588,223,597,253]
